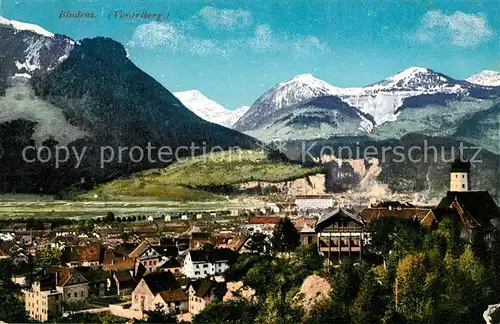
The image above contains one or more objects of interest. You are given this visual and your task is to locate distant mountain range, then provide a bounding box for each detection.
[230,68,499,154]
[0,16,498,200]
[0,16,256,193]
[173,90,249,128]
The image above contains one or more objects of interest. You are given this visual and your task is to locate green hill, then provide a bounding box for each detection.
[78,150,324,201]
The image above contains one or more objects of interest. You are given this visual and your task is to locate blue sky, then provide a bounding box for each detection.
[1,0,498,109]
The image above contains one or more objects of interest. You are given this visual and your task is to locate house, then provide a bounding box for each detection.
[129,241,163,273]
[55,268,89,307]
[292,217,318,232]
[131,271,187,314]
[73,267,110,297]
[110,270,138,295]
[62,243,103,267]
[183,249,236,279]
[23,277,62,322]
[265,202,281,214]
[151,289,188,315]
[295,195,333,211]
[156,257,183,275]
[358,204,438,227]
[0,232,15,241]
[227,234,250,252]
[243,216,282,236]
[299,225,316,246]
[315,208,366,263]
[436,159,500,244]
[187,279,224,315]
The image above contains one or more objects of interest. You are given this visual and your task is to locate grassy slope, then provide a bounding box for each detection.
[80,150,323,201]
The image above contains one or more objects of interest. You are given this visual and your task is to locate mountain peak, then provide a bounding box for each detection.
[73,37,128,62]
[175,89,205,99]
[369,66,457,90]
[290,73,316,81]
[466,70,500,87]
[0,15,54,38]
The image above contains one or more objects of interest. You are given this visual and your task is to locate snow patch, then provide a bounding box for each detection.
[0,16,54,38]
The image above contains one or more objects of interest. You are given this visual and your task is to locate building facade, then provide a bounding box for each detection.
[295,196,333,211]
[183,250,233,279]
[24,280,62,322]
[315,208,365,263]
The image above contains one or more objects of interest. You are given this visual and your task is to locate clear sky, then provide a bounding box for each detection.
[1,0,498,109]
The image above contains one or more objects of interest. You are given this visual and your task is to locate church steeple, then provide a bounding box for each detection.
[450,158,470,192]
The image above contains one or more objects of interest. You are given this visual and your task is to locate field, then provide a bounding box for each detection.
[0,150,322,218]
[79,149,323,201]
[0,197,266,219]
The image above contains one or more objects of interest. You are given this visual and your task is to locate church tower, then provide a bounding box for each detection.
[450,159,471,192]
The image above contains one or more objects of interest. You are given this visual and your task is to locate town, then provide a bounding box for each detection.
[0,159,499,323]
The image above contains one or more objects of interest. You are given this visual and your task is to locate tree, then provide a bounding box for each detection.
[365,218,426,272]
[394,252,429,321]
[271,217,300,254]
[104,211,115,223]
[0,283,29,323]
[351,270,387,324]
[34,247,62,269]
[193,299,259,324]
[142,303,176,323]
[295,243,323,270]
[457,245,491,322]
[77,218,94,234]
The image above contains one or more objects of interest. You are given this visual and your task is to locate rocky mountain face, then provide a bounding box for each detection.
[174,90,249,128]
[0,16,73,92]
[0,20,256,193]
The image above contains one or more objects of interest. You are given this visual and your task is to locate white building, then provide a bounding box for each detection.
[295,195,333,211]
[183,250,233,279]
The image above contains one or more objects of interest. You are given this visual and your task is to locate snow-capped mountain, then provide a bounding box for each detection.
[174,90,249,128]
[233,73,340,131]
[337,67,469,124]
[466,70,500,87]
[0,15,74,80]
[235,67,499,142]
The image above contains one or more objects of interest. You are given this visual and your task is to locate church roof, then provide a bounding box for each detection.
[437,191,500,228]
[450,158,471,173]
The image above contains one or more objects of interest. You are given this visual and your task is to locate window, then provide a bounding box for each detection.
[81,290,84,297]
[462,174,465,178]
[67,293,71,298]
[462,184,465,188]
[74,292,77,298]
